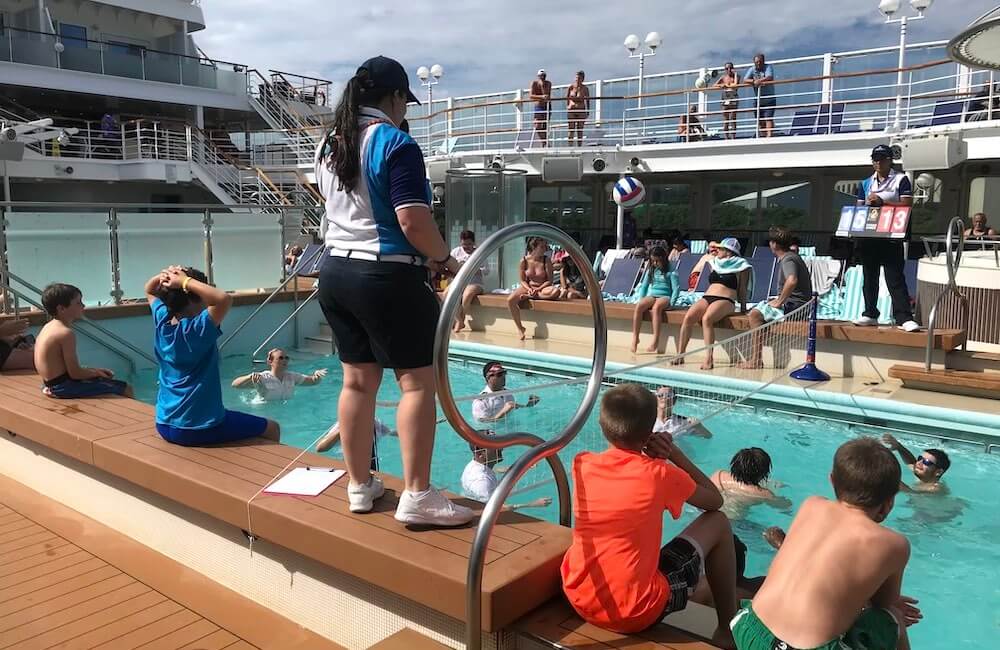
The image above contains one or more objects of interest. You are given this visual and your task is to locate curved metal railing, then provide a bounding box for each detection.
[433,222,608,650]
[925,217,970,370]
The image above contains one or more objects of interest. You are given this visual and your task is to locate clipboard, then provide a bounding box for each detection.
[264,467,345,497]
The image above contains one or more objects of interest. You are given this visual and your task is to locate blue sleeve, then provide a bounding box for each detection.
[151,298,170,327]
[386,139,430,210]
[765,64,775,80]
[743,67,754,82]
[668,271,680,304]
[856,179,868,201]
[898,175,913,197]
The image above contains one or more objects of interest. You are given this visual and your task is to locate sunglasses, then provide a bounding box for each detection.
[916,456,936,467]
[487,370,507,378]
[274,355,290,361]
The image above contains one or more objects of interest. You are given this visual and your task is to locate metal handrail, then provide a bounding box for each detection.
[218,245,325,351]
[3,270,156,368]
[925,217,970,370]
[251,288,319,363]
[433,222,607,650]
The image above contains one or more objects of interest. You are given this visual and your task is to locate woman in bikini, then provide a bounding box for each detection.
[507,237,561,340]
[566,70,590,147]
[675,237,749,370]
[714,62,740,139]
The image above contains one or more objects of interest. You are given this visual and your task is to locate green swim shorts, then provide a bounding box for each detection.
[730,600,899,650]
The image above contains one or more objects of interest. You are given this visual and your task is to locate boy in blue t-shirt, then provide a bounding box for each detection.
[145,266,279,446]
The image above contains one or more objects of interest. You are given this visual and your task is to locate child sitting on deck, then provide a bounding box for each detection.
[35,283,132,398]
[146,266,279,446]
[732,438,921,650]
[631,246,680,354]
[561,383,737,648]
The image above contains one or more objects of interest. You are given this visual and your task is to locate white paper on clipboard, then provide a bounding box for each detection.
[264,467,345,497]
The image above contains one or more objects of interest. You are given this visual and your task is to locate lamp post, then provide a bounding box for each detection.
[624,32,662,110]
[878,0,934,132]
[416,64,443,153]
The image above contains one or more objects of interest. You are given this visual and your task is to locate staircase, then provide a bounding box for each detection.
[246,69,328,167]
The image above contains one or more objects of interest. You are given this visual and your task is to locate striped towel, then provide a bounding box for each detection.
[838,266,894,324]
[689,240,708,254]
[798,246,818,257]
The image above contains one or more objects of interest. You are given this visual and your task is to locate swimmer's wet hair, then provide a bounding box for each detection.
[832,437,901,508]
[730,448,772,487]
[157,267,209,316]
[41,283,82,317]
[924,448,951,474]
[599,383,656,449]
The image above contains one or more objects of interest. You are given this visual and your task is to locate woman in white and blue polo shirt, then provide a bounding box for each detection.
[315,55,472,527]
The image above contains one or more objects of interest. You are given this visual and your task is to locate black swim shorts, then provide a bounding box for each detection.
[318,256,440,369]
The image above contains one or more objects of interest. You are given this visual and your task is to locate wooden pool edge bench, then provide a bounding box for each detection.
[0,371,572,633]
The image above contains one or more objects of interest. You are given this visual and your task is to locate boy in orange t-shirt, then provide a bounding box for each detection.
[561,384,737,649]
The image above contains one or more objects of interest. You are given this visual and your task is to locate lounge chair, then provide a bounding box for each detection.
[603,258,644,296]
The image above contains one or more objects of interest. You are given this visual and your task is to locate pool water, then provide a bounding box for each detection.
[132,354,1000,650]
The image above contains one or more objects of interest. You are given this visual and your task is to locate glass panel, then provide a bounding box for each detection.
[758,181,811,231]
[527,186,560,225]
[209,211,283,291]
[58,23,87,48]
[560,185,593,235]
[144,50,181,84]
[633,183,692,233]
[832,179,862,221]
[11,29,58,68]
[117,212,205,300]
[967,177,1000,219]
[59,42,102,74]
[909,175,948,235]
[711,182,759,230]
[103,44,142,79]
[445,172,505,292]
[5,211,112,306]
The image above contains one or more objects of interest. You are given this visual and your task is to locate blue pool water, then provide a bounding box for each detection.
[133,354,1000,650]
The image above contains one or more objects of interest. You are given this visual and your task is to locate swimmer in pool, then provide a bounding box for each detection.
[711,448,791,520]
[231,348,327,402]
[653,386,711,438]
[881,434,951,493]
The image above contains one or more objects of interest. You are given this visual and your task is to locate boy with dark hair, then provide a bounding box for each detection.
[733,438,921,650]
[147,266,279,446]
[711,448,791,519]
[740,226,812,369]
[882,434,951,493]
[561,383,737,648]
[34,283,131,398]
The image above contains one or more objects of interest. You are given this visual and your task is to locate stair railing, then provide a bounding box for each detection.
[433,222,607,650]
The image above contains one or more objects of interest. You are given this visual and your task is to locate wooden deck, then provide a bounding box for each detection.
[888,364,1000,400]
[516,599,721,650]
[0,371,572,633]
[475,295,966,351]
[0,473,340,650]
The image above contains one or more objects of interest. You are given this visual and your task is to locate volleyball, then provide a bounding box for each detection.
[612,176,645,208]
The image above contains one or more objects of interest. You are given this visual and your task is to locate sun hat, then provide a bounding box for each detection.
[718,237,742,255]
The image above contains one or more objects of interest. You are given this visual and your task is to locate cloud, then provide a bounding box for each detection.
[197,0,994,99]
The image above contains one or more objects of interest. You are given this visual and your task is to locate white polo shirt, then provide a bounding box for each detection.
[654,414,692,436]
[472,385,514,421]
[461,460,499,501]
[257,371,307,401]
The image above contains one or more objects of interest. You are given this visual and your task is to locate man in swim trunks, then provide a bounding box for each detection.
[530,69,553,147]
[732,438,922,650]
[881,434,951,494]
[34,283,131,398]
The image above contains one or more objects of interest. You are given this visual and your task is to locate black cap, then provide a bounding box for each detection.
[871,144,893,160]
[357,55,420,105]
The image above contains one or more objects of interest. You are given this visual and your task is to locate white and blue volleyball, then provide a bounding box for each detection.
[612,176,645,209]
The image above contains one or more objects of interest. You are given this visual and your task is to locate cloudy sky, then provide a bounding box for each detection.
[198,1,995,98]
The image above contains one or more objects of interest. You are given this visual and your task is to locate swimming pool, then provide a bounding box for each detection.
[132,353,1000,650]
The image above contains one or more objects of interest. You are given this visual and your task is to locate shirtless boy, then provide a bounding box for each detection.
[34,283,131,398]
[732,438,921,650]
[711,448,791,519]
[882,434,950,493]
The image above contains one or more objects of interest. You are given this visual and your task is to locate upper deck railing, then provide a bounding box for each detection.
[403,41,998,157]
[0,25,247,95]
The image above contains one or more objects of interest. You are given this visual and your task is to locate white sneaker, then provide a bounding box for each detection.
[394,486,475,527]
[899,320,921,333]
[347,475,384,513]
[853,316,879,327]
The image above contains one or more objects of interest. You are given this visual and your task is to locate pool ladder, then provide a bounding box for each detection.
[433,222,609,650]
[924,217,970,371]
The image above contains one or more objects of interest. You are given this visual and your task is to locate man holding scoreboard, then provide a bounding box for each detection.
[850,144,920,332]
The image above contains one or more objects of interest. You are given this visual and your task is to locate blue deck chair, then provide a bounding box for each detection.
[672,252,700,285]
[603,258,644,296]
[787,107,819,136]
[903,259,918,298]
[694,264,712,292]
[930,100,965,126]
[748,254,777,303]
[292,244,326,278]
[815,103,845,135]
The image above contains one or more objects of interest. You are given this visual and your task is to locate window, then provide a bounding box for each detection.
[712,180,812,232]
[632,183,691,233]
[58,23,87,49]
[759,181,810,231]
[711,182,758,229]
[967,177,1000,227]
[108,41,145,57]
[527,186,560,225]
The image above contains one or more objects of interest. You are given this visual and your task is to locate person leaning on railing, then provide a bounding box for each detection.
[314,55,473,527]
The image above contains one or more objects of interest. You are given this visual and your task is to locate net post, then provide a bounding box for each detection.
[790,292,830,382]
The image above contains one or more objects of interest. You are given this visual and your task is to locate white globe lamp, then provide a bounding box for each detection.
[644,31,662,51]
[54,41,65,54]
[910,0,933,12]
[416,66,430,81]
[430,64,444,79]
[878,0,901,16]
[624,34,640,53]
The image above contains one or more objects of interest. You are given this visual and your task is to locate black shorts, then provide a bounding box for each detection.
[318,256,439,369]
[756,96,776,119]
[655,536,703,620]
